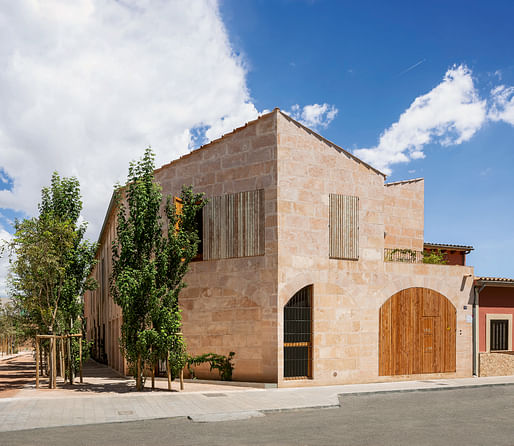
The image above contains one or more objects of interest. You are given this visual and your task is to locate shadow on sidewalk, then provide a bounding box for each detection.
[1,354,182,396]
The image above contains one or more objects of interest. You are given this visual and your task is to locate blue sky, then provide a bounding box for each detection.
[220,0,514,276]
[0,0,513,297]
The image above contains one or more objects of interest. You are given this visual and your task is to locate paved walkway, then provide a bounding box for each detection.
[2,353,514,432]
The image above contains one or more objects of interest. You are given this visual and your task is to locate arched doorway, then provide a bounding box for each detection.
[284,285,312,379]
[379,287,456,376]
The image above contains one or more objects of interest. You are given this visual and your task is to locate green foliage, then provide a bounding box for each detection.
[0,301,26,350]
[385,248,447,265]
[385,248,420,263]
[111,147,207,390]
[5,172,96,381]
[187,352,236,381]
[8,215,77,334]
[422,249,447,265]
[70,336,93,378]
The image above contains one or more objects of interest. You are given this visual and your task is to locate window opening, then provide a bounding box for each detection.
[284,285,312,379]
[490,319,509,351]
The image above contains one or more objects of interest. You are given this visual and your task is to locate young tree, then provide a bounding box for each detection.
[154,185,206,388]
[0,300,25,355]
[7,172,96,385]
[111,148,206,391]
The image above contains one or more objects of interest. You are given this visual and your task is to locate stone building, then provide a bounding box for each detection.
[83,108,475,386]
[474,277,514,377]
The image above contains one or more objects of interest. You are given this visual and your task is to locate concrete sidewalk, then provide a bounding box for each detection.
[2,373,514,432]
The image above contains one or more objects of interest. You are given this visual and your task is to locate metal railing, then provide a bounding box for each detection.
[384,248,424,264]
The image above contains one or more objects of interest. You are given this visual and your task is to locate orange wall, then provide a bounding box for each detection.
[424,249,466,266]
[479,286,514,352]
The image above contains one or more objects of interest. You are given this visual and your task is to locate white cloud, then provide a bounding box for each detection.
[489,85,514,125]
[0,228,13,298]
[287,103,338,130]
[354,65,487,174]
[0,0,259,240]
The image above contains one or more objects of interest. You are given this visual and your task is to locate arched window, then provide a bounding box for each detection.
[284,285,312,378]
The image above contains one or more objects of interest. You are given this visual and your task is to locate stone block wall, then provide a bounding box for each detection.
[86,111,280,382]
[480,352,514,376]
[85,109,474,386]
[276,111,473,387]
[384,179,424,251]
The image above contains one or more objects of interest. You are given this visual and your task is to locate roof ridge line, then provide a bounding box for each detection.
[277,110,386,178]
[154,108,278,175]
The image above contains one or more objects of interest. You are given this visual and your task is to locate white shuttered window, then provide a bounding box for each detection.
[203,189,265,260]
[329,194,359,260]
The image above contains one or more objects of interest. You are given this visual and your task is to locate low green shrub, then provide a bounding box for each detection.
[186,351,235,381]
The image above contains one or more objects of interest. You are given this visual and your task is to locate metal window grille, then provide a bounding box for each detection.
[284,286,312,378]
[490,319,509,351]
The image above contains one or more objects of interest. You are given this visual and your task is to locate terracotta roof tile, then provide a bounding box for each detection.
[424,242,474,251]
[475,276,514,283]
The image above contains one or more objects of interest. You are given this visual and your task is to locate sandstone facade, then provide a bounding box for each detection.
[84,109,474,386]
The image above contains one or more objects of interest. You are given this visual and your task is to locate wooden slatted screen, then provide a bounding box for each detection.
[379,287,456,376]
[203,189,265,260]
[329,194,359,260]
[173,196,183,231]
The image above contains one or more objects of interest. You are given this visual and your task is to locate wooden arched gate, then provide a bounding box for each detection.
[379,287,456,376]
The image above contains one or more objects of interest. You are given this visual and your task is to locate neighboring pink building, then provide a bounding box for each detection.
[84,109,476,386]
[474,277,514,376]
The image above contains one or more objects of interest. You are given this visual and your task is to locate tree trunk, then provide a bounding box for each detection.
[166,355,172,391]
[136,354,141,391]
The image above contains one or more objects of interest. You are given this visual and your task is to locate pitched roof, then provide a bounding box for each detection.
[95,108,389,251]
[154,109,278,175]
[277,110,386,178]
[424,242,474,252]
[154,109,387,178]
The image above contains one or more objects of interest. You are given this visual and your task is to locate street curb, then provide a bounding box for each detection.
[338,381,514,399]
[188,410,265,422]
[261,404,340,414]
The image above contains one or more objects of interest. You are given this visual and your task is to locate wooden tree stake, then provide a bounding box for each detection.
[35,337,40,389]
[51,336,57,389]
[79,337,83,384]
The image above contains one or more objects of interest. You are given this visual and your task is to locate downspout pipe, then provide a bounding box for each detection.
[473,284,486,376]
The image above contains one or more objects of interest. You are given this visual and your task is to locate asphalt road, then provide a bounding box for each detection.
[3,385,514,446]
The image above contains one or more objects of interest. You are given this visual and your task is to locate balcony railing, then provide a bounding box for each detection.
[384,248,448,265]
[384,248,424,264]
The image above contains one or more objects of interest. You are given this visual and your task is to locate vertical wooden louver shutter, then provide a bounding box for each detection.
[329,194,359,260]
[174,196,183,230]
[203,189,265,260]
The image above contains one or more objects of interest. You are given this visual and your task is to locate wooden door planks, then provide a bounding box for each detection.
[379,287,456,376]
